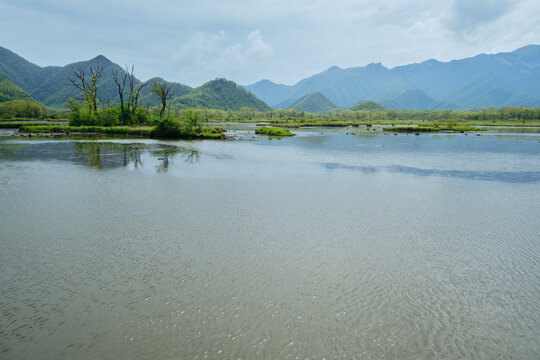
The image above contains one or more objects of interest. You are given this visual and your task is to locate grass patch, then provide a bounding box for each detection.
[255,126,295,136]
[19,125,154,136]
[18,121,227,140]
[259,121,363,128]
[383,125,484,133]
[149,117,225,139]
[1,121,67,128]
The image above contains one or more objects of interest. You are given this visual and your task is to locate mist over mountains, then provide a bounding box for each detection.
[246,45,540,110]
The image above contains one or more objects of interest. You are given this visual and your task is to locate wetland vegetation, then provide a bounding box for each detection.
[2,62,540,139]
[255,126,295,136]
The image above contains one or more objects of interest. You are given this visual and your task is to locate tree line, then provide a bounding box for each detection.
[67,64,174,127]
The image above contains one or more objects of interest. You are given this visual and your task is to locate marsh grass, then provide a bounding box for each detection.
[383,125,485,133]
[253,118,540,129]
[255,127,295,136]
[18,125,153,136]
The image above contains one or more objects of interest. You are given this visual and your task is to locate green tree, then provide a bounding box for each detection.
[69,66,103,114]
[151,82,174,118]
[112,65,149,125]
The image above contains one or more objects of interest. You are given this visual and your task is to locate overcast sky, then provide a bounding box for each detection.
[1,0,539,86]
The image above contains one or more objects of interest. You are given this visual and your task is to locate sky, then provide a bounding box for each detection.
[1,0,539,87]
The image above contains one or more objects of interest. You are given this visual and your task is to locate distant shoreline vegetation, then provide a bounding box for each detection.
[2,63,540,139]
[5,105,540,139]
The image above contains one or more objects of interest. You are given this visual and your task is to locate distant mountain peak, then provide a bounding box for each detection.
[178,78,271,111]
[88,54,112,65]
[422,59,440,65]
[366,62,385,68]
[289,91,336,114]
[350,100,385,111]
[327,65,342,71]
[512,44,540,57]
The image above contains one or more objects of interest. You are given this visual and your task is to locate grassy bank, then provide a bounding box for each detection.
[255,127,295,136]
[1,121,68,128]
[254,118,540,129]
[18,125,154,136]
[17,123,226,140]
[257,121,363,128]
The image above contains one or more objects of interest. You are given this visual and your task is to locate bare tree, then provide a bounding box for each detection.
[69,66,104,113]
[112,65,149,124]
[151,82,174,117]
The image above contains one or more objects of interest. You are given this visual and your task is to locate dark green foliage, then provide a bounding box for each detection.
[67,101,151,127]
[150,111,225,139]
[288,92,336,114]
[255,127,295,136]
[350,100,385,111]
[0,99,45,118]
[18,125,153,136]
[0,75,30,102]
[151,117,189,139]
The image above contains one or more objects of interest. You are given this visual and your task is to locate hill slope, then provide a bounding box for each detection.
[380,89,458,110]
[288,92,336,114]
[0,47,271,111]
[175,79,272,111]
[246,45,540,109]
[349,100,385,111]
[0,75,31,102]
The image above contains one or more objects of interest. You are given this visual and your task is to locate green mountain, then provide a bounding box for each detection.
[0,75,31,102]
[0,46,271,111]
[175,78,271,111]
[246,45,540,109]
[288,92,336,114]
[350,100,385,111]
[0,46,127,108]
[0,46,44,91]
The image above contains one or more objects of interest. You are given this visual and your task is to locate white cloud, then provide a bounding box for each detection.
[1,0,540,85]
[444,0,518,38]
[171,30,273,86]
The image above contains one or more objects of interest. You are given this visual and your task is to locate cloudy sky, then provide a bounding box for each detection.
[1,0,539,86]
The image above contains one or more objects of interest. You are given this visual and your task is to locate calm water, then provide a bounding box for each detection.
[1,129,539,359]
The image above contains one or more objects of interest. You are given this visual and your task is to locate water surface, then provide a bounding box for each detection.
[1,130,539,359]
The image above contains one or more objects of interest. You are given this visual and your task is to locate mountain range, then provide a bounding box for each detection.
[0,46,270,111]
[2,45,540,112]
[245,45,540,110]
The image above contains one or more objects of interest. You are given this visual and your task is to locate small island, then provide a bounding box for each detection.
[255,126,295,137]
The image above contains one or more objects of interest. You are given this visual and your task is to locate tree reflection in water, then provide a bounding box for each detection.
[72,142,144,169]
[70,142,199,171]
[151,145,200,172]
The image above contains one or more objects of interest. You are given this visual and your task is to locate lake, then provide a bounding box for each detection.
[1,128,539,359]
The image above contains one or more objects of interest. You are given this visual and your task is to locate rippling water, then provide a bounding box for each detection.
[1,129,539,359]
